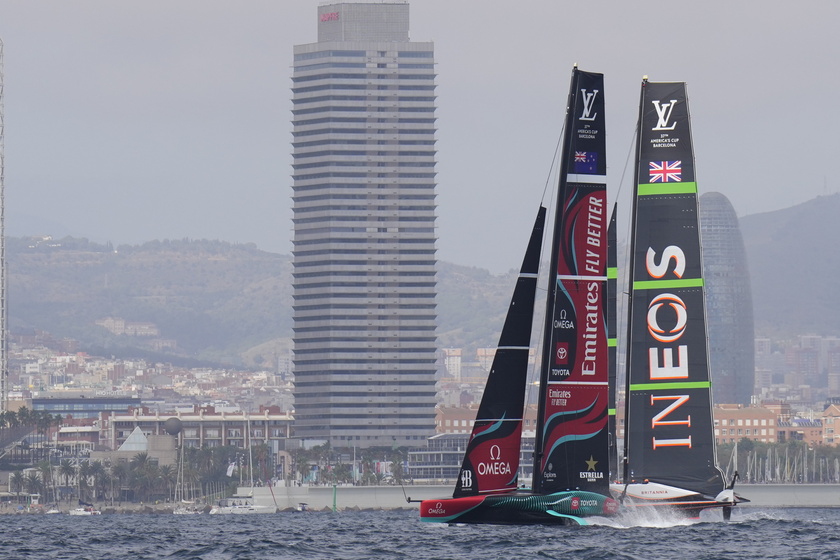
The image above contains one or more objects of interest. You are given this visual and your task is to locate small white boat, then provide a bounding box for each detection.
[173,502,202,515]
[69,506,101,516]
[209,496,275,515]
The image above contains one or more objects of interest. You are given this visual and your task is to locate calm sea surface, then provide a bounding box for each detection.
[1,508,838,560]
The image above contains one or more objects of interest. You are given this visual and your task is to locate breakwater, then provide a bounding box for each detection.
[243,483,840,511]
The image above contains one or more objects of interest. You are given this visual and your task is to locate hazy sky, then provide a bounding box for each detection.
[1,1,838,272]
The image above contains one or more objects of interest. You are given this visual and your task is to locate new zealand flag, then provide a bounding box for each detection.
[574,151,598,174]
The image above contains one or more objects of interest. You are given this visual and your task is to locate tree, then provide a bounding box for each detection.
[88,461,106,500]
[24,471,42,498]
[388,448,408,484]
[37,461,54,503]
[10,471,24,502]
[78,461,93,502]
[111,462,130,504]
[158,464,176,501]
[58,460,76,504]
[16,407,32,428]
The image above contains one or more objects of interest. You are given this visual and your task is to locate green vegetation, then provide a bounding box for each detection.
[6,444,275,506]
[8,236,518,366]
[289,443,410,486]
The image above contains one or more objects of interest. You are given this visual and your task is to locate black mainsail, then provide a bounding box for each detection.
[615,79,744,514]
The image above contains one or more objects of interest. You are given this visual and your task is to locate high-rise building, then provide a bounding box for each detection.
[291,3,438,447]
[0,37,7,411]
[699,192,755,405]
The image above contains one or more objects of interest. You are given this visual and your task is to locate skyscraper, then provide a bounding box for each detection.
[291,3,438,447]
[0,37,7,411]
[699,191,755,405]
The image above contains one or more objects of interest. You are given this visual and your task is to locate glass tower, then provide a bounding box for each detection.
[699,191,755,405]
[291,3,438,447]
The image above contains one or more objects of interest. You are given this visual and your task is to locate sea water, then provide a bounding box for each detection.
[0,508,837,559]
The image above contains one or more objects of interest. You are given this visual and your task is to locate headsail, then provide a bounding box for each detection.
[453,207,546,497]
[621,80,725,497]
[533,68,610,496]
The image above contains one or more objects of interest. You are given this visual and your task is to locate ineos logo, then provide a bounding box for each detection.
[647,293,687,343]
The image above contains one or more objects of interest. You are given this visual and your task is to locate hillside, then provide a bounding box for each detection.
[739,193,840,339]
[7,237,517,366]
[9,193,839,368]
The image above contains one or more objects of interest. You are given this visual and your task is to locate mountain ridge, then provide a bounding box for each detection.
[7,192,839,367]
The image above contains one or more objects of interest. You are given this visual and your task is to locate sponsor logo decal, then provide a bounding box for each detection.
[652,99,678,131]
[549,388,570,407]
[579,89,599,122]
[476,444,512,476]
[579,455,604,481]
[647,293,687,343]
[543,462,556,479]
[426,501,447,515]
[644,244,695,450]
[648,160,682,183]
[320,12,340,21]
[555,342,569,364]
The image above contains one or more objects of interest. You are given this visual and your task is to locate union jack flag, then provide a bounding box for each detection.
[649,161,682,183]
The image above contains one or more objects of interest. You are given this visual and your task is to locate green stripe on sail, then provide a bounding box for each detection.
[638,182,697,196]
[607,267,617,279]
[633,277,704,290]
[608,408,616,416]
[608,337,617,348]
[629,381,711,392]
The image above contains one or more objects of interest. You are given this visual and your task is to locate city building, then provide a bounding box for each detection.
[32,391,141,419]
[102,405,295,478]
[699,192,755,405]
[291,2,438,447]
[408,433,536,483]
[0,37,7,410]
[776,418,823,446]
[713,404,778,444]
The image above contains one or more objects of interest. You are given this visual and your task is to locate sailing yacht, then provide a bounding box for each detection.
[610,78,748,520]
[419,66,617,525]
[209,417,277,515]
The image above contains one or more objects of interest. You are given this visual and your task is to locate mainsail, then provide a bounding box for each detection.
[453,207,546,497]
[621,80,726,497]
[533,69,610,496]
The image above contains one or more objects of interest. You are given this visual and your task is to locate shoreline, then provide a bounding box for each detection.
[5,483,840,514]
